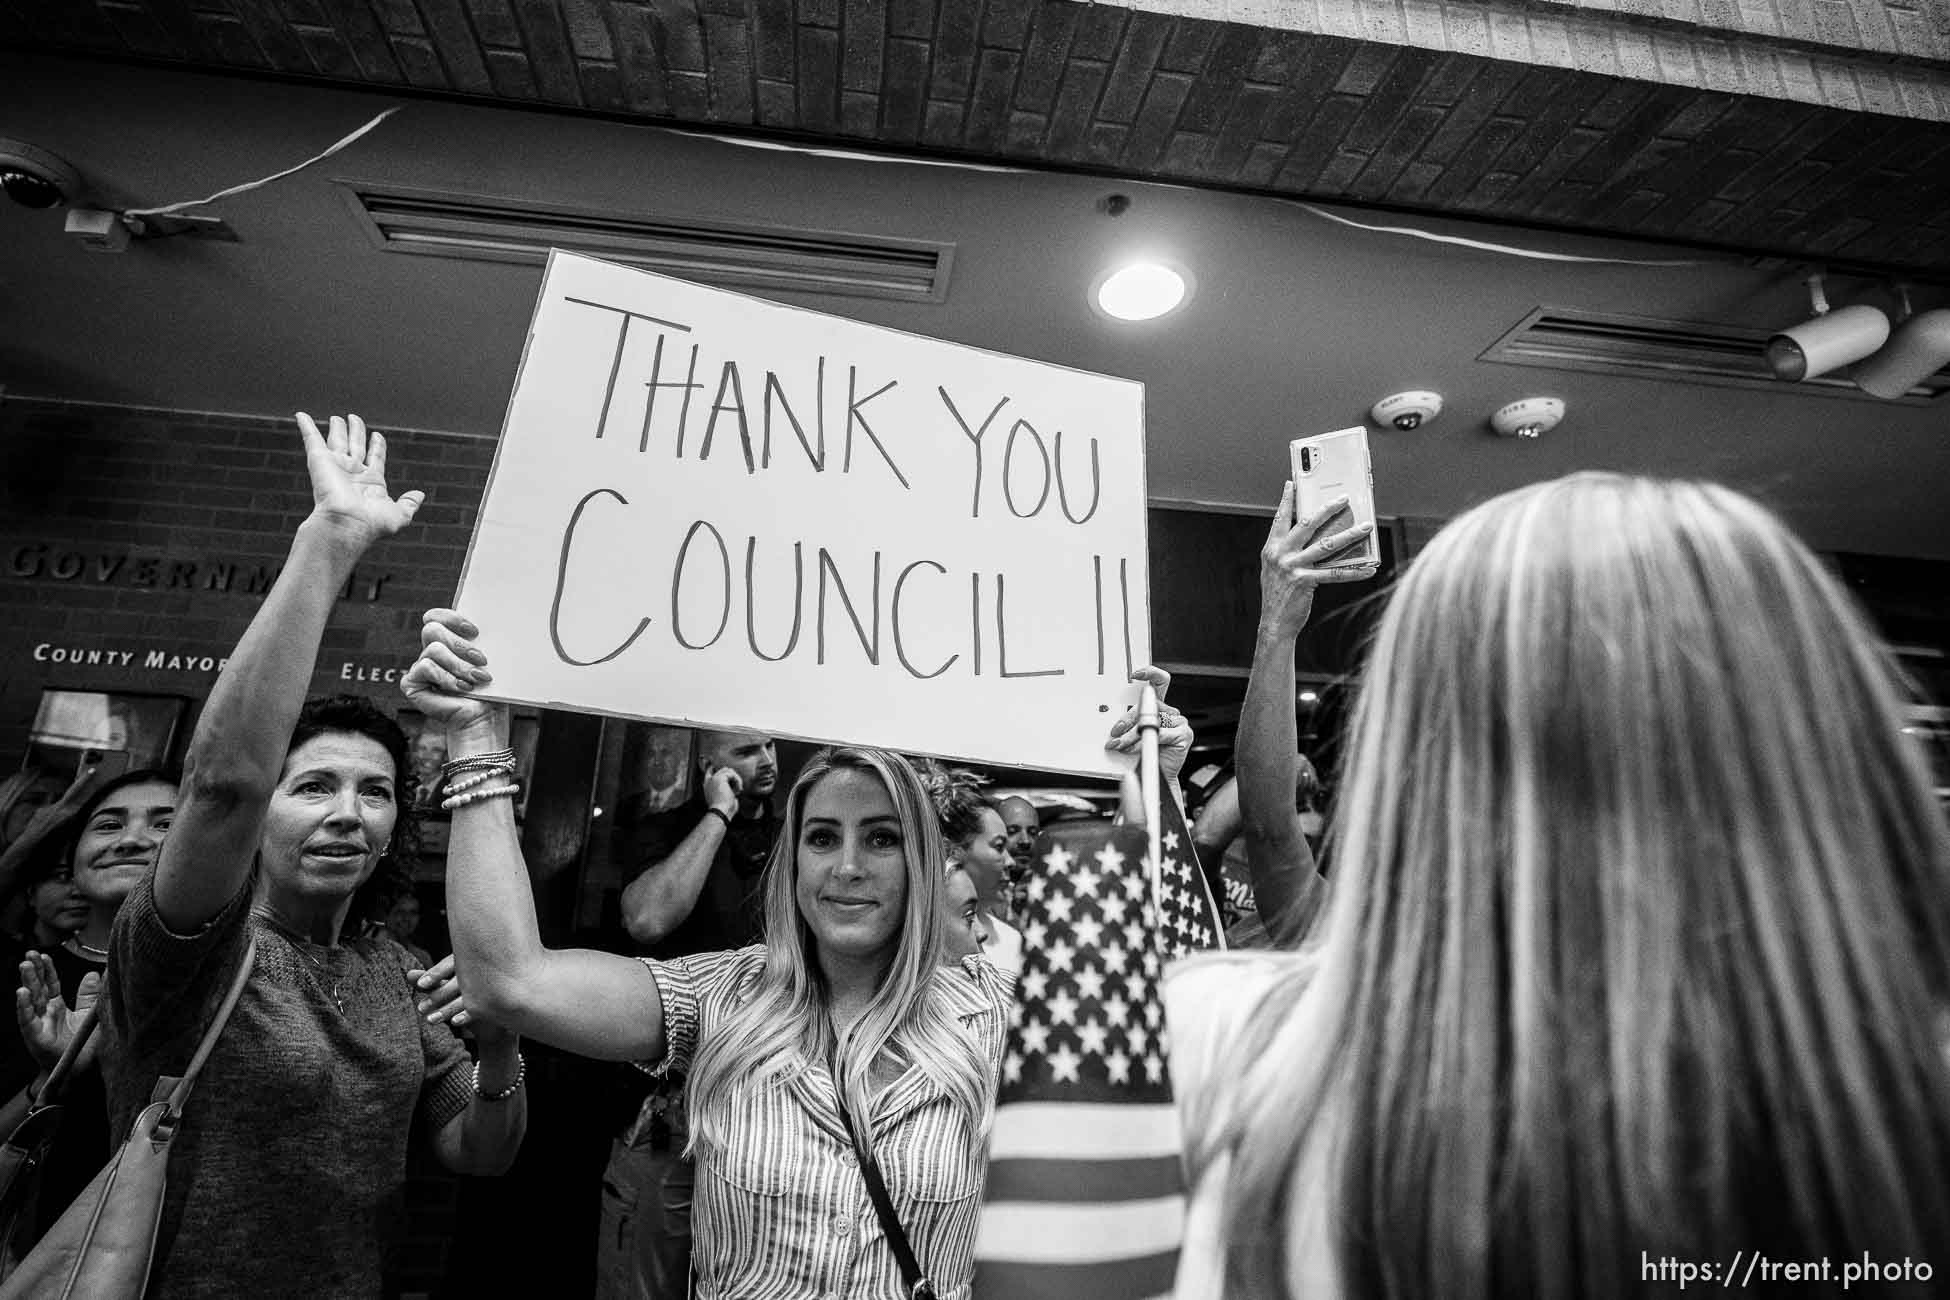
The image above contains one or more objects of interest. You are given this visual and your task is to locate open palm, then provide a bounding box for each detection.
[16,953,98,1072]
[298,412,425,547]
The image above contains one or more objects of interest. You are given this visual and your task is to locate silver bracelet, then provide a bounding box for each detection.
[472,1053,525,1102]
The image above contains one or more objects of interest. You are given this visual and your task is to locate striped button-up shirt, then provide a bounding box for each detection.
[640,947,1015,1300]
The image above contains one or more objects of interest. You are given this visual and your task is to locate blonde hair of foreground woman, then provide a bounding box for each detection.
[1196,473,1950,1299]
[684,746,994,1156]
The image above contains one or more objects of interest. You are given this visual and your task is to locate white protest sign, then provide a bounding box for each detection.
[457,252,1150,776]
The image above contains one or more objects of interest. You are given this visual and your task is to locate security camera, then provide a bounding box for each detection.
[0,140,82,209]
[1489,397,1564,439]
[1370,391,1443,431]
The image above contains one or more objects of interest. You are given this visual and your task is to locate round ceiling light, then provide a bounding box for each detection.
[1092,262,1191,322]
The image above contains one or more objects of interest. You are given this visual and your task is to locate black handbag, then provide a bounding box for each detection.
[832,1092,938,1300]
[0,934,256,1299]
[0,1003,102,1265]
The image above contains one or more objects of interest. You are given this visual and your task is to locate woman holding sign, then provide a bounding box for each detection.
[404,617,1014,1300]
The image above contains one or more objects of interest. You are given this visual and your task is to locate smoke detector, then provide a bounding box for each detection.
[1489,397,1564,438]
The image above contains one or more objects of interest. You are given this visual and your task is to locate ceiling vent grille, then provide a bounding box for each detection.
[338,184,953,303]
[1482,308,1949,404]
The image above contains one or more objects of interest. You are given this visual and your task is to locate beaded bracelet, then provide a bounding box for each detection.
[442,748,517,780]
[473,1054,525,1102]
[441,782,521,813]
[445,764,516,797]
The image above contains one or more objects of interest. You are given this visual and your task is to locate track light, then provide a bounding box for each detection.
[1765,273,1889,382]
[1855,299,1950,399]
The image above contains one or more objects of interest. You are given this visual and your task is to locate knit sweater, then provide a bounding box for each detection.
[103,876,473,1299]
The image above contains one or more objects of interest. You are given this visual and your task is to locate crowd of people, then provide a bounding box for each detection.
[0,411,1940,1298]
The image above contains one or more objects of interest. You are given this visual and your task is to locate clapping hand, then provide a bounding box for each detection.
[16,952,99,1072]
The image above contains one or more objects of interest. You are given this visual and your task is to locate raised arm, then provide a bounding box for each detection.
[155,415,424,932]
[1238,481,1376,946]
[403,612,666,1062]
[619,766,741,946]
[0,762,103,904]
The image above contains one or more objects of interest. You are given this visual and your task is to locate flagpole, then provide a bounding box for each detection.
[1136,682,1164,904]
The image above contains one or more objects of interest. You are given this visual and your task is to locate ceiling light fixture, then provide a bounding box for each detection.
[1854,288,1950,400]
[1092,262,1191,322]
[1765,272,1889,383]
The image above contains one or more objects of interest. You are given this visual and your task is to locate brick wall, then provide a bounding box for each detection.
[0,396,497,769]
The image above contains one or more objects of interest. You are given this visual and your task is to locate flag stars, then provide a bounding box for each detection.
[1045,894,1075,924]
[1098,893,1128,923]
[1120,873,1147,900]
[1021,969,1048,1001]
[1072,917,1104,948]
[1069,865,1100,897]
[1046,990,1079,1026]
[1095,844,1126,874]
[1021,1019,1051,1054]
[1041,844,1075,875]
[1026,875,1048,902]
[1074,968,1105,1001]
[1048,1044,1082,1084]
[1024,921,1049,949]
[1101,942,1127,972]
[1044,939,1076,973]
[1003,1050,1023,1083]
[1077,1019,1108,1058]
[1144,1053,1165,1084]
[1104,1049,1131,1084]
[1102,995,1130,1027]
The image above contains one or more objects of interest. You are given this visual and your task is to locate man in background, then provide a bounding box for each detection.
[599,728,780,1300]
[996,795,1040,903]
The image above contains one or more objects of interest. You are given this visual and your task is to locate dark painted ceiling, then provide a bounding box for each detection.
[8,0,1950,275]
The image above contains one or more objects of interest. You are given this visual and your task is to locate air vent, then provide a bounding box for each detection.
[1482,308,1949,404]
[338,184,952,303]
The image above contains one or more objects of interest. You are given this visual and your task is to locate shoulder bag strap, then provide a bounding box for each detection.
[159,933,257,1118]
[832,1091,936,1300]
[32,1003,101,1110]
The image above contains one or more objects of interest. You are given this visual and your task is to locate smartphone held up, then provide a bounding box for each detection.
[1289,427,1379,568]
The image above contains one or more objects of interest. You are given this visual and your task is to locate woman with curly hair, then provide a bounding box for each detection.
[916,763,1016,923]
[96,413,525,1299]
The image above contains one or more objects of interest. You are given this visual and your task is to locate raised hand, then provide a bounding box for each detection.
[1106,664,1194,788]
[702,764,743,817]
[402,609,504,738]
[16,952,98,1071]
[1259,479,1379,639]
[296,412,426,550]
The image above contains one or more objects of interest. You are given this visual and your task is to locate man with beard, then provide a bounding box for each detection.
[600,729,780,1300]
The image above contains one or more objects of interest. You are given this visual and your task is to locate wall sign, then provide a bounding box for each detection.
[456,253,1152,776]
[6,545,394,602]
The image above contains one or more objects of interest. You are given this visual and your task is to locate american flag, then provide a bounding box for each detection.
[974,801,1222,1300]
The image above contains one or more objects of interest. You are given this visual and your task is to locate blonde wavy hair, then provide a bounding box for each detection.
[1201,474,1950,1299]
[685,747,995,1158]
